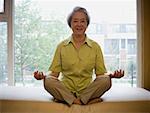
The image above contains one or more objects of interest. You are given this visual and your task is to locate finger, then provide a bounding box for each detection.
[34,71,38,75]
[114,71,117,74]
[119,70,124,78]
[112,71,115,77]
[109,73,113,78]
[119,70,123,76]
[34,71,38,77]
[117,70,120,75]
[122,70,125,76]
[120,69,122,72]
[115,71,118,77]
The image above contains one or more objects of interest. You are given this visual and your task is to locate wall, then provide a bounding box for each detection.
[0,101,1,113]
[140,0,150,90]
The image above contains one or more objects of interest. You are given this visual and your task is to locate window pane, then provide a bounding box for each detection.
[104,39,119,54]
[0,22,8,86]
[121,39,125,49]
[0,0,4,13]
[14,0,137,87]
[127,39,136,54]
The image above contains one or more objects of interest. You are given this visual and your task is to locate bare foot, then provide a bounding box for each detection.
[53,98,59,102]
[88,98,103,104]
[73,98,82,105]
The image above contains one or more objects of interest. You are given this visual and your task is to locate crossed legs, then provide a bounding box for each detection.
[44,75,111,105]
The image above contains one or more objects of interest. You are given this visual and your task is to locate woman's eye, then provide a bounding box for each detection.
[73,21,78,23]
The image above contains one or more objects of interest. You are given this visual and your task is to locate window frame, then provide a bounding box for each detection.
[0,0,14,85]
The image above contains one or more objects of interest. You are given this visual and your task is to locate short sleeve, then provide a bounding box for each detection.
[48,44,62,72]
[95,44,107,75]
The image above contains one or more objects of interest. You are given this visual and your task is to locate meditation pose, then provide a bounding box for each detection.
[34,6,124,106]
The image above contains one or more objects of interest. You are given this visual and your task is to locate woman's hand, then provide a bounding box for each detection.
[109,69,124,78]
[33,71,45,80]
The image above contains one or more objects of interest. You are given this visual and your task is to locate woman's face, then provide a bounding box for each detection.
[70,11,88,36]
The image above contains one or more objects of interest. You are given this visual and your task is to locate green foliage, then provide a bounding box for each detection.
[14,0,69,85]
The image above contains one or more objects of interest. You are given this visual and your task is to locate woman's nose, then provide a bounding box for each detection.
[77,21,82,26]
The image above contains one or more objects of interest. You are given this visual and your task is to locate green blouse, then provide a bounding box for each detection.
[49,36,107,97]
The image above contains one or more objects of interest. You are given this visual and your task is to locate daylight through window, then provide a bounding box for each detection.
[0,0,137,87]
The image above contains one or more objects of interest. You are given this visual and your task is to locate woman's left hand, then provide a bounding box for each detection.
[109,69,124,78]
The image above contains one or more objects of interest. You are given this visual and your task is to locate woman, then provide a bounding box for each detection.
[34,6,124,106]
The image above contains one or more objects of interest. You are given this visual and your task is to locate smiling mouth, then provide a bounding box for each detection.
[76,28,83,31]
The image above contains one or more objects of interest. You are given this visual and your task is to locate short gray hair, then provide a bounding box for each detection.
[67,6,90,27]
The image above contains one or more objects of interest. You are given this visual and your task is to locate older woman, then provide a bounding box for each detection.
[34,6,124,106]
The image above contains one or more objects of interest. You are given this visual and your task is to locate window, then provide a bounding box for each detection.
[0,22,8,85]
[126,24,136,33]
[127,39,136,54]
[121,39,126,49]
[104,39,119,54]
[111,24,121,33]
[0,0,137,87]
[0,0,4,13]
[87,23,97,34]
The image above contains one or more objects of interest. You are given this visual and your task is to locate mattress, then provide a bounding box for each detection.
[0,86,150,113]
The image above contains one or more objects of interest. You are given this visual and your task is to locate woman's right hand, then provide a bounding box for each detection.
[33,71,45,80]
